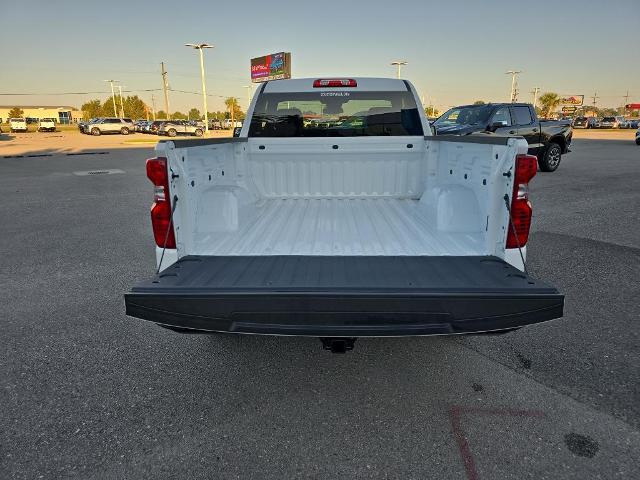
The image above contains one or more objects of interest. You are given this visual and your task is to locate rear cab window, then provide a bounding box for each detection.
[492,107,512,126]
[249,90,423,137]
[512,106,533,126]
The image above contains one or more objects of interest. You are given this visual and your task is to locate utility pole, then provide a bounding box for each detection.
[104,80,119,117]
[185,43,214,133]
[117,85,125,118]
[244,85,252,110]
[151,94,156,120]
[161,62,171,120]
[390,60,408,79]
[530,87,541,108]
[623,90,630,113]
[590,91,599,109]
[230,98,235,128]
[505,70,522,102]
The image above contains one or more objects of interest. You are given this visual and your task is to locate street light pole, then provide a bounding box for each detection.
[531,87,540,109]
[390,61,408,79]
[244,85,252,111]
[185,43,214,133]
[151,94,156,120]
[505,70,522,102]
[104,80,119,117]
[117,85,126,118]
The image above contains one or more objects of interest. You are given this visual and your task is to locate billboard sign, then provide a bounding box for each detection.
[561,106,577,113]
[251,52,291,83]
[559,95,584,106]
[625,103,640,110]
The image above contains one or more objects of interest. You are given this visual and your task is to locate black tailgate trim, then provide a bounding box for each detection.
[125,255,563,336]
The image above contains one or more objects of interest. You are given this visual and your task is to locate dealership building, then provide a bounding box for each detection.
[0,105,83,124]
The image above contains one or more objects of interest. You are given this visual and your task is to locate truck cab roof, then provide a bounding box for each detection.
[263,77,410,93]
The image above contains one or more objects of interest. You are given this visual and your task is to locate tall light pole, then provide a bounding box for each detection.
[185,43,214,133]
[391,61,408,79]
[117,85,126,118]
[505,70,522,102]
[244,85,252,110]
[104,80,119,117]
[151,94,156,120]
[531,87,540,109]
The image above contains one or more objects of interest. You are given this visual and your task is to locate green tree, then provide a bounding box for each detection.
[538,92,560,118]
[600,107,618,117]
[188,108,201,120]
[424,106,440,117]
[156,110,168,119]
[473,100,486,105]
[101,96,119,117]
[123,95,148,120]
[8,107,24,118]
[225,97,245,122]
[172,111,187,120]
[207,111,227,121]
[81,100,102,120]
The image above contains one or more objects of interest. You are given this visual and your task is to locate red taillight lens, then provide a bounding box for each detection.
[146,157,176,249]
[506,154,538,249]
[313,78,357,88]
[146,157,168,186]
[514,154,537,185]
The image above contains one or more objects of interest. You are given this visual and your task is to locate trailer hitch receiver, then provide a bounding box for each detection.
[320,337,357,353]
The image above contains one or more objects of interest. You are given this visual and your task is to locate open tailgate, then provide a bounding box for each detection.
[125,255,563,336]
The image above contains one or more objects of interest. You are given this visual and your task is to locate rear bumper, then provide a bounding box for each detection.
[126,292,563,337]
[125,255,564,337]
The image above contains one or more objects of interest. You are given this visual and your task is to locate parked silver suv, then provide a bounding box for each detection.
[88,117,135,135]
[158,120,205,137]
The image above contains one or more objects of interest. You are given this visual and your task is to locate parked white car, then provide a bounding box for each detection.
[9,118,28,133]
[87,117,135,135]
[599,116,629,128]
[125,77,564,351]
[37,118,56,132]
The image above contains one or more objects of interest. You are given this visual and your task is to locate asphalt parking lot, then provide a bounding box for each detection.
[1,130,639,479]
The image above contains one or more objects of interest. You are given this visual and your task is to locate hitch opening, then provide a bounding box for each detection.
[320,337,357,353]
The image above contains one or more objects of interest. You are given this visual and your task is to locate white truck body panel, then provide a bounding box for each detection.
[156,135,523,261]
[154,77,530,271]
[124,78,563,339]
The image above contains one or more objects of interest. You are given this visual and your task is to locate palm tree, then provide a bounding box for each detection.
[538,92,560,118]
[225,97,238,125]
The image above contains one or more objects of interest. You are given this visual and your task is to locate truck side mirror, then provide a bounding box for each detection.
[233,127,241,137]
[489,121,507,132]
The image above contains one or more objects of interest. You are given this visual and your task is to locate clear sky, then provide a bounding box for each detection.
[1,0,638,113]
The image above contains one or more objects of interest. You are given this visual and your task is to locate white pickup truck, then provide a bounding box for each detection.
[125,78,563,352]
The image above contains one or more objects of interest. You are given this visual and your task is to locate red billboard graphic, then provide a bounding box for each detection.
[559,95,584,106]
[625,103,640,110]
[250,52,291,83]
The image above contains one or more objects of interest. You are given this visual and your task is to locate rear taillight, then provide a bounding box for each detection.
[313,78,357,88]
[506,154,537,249]
[146,157,176,249]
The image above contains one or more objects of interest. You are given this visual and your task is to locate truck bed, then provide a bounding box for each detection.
[194,198,484,256]
[125,255,563,336]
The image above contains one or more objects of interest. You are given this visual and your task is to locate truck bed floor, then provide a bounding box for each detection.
[195,198,484,256]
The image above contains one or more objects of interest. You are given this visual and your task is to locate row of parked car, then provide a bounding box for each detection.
[572,116,639,129]
[133,119,206,137]
[1,118,57,133]
[78,117,242,137]
[78,117,208,137]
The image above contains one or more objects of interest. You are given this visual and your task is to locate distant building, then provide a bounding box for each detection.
[0,105,83,124]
